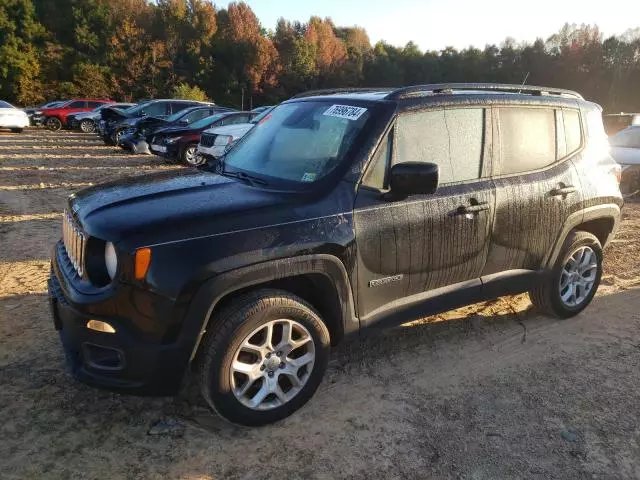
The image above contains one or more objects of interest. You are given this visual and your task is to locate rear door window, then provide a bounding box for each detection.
[499,108,556,174]
[143,102,168,116]
[87,101,104,109]
[68,101,86,108]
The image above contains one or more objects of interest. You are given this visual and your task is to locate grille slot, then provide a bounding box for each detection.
[200,133,217,148]
[62,209,86,277]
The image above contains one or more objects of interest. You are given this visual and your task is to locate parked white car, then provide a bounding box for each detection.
[610,126,640,194]
[0,101,29,133]
[197,107,273,160]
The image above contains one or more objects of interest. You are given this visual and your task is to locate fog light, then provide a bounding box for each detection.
[86,319,116,333]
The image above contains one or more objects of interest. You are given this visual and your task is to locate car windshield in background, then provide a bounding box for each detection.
[0,101,15,108]
[166,108,194,123]
[224,101,371,185]
[190,113,227,129]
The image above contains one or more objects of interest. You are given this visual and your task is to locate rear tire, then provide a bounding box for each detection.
[80,119,95,133]
[10,128,23,133]
[529,231,603,318]
[199,289,330,426]
[45,117,62,131]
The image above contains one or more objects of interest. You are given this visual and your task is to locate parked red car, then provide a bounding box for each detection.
[41,99,112,131]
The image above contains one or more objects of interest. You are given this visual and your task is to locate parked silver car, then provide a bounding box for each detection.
[610,126,640,194]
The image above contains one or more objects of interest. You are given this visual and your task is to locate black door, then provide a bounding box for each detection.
[483,106,584,276]
[354,106,495,322]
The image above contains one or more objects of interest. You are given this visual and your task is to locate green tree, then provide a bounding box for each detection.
[0,0,45,104]
[173,82,209,101]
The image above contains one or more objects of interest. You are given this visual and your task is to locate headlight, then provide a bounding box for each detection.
[105,242,118,280]
[166,136,182,144]
[214,135,233,146]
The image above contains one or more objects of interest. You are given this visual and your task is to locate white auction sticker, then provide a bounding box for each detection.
[323,104,368,121]
[301,172,317,182]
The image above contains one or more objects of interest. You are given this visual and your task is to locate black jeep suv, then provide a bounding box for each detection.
[49,84,622,426]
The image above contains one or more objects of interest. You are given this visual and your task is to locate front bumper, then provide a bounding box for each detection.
[197,144,225,159]
[48,244,193,396]
[0,116,29,129]
[118,134,151,154]
[150,142,180,160]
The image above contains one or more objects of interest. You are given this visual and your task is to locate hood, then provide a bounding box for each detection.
[611,146,640,166]
[100,107,135,122]
[69,169,292,244]
[203,123,253,139]
[74,111,99,120]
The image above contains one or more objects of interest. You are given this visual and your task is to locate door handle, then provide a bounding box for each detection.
[549,185,577,197]
[454,202,490,215]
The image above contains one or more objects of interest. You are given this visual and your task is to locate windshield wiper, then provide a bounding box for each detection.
[218,169,268,186]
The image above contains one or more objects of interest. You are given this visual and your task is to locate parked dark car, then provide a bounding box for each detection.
[49,83,622,426]
[149,111,256,165]
[118,105,235,154]
[41,99,113,131]
[24,100,67,126]
[99,99,209,145]
[68,103,136,133]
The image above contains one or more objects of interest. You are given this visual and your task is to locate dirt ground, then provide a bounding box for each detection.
[1,130,640,480]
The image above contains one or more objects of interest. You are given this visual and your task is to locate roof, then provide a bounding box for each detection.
[289,83,585,103]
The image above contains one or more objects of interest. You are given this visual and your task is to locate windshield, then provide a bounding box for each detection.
[224,101,371,185]
[190,113,226,129]
[0,101,14,109]
[166,108,195,123]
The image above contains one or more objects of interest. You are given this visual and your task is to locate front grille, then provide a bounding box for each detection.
[62,209,86,277]
[200,133,217,148]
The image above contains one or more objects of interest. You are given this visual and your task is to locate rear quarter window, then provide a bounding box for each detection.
[563,109,582,155]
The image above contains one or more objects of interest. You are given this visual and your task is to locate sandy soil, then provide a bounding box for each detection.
[1,130,640,479]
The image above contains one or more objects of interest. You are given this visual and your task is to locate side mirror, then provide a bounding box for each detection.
[389,162,439,198]
[179,119,188,125]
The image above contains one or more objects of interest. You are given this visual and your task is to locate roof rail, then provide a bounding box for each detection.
[291,88,392,99]
[386,83,584,100]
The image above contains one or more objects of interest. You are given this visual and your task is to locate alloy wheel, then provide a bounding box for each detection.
[184,146,204,166]
[46,117,62,131]
[230,319,316,411]
[80,119,95,133]
[558,246,598,307]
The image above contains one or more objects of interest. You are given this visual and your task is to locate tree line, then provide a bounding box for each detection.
[1,0,639,112]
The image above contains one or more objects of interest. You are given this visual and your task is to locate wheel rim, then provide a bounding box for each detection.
[185,146,203,165]
[230,319,316,411]
[46,118,61,131]
[559,246,598,307]
[80,120,94,133]
[115,130,124,143]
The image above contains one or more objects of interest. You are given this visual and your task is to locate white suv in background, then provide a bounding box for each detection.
[197,107,273,160]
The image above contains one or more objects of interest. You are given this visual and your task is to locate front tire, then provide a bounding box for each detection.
[182,143,204,166]
[529,231,603,318]
[113,128,126,145]
[45,117,62,131]
[80,119,95,133]
[199,289,330,426]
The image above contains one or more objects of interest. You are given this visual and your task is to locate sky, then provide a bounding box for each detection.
[215,0,640,51]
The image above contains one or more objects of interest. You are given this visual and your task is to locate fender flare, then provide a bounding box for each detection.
[543,203,621,268]
[180,254,359,362]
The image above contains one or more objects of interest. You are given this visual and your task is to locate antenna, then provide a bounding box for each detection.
[518,72,530,94]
